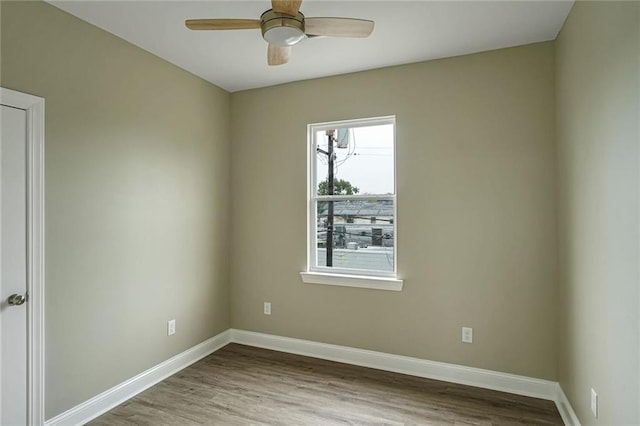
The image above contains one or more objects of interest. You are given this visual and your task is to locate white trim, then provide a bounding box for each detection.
[44,330,231,426]
[307,116,399,283]
[232,329,583,424]
[314,194,395,202]
[308,115,397,131]
[300,271,403,291]
[1,87,46,426]
[0,88,44,110]
[229,329,558,401]
[42,328,580,426]
[555,385,581,426]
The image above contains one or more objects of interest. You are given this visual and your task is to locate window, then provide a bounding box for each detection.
[301,116,403,291]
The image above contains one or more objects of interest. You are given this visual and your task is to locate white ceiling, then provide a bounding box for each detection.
[48,1,573,92]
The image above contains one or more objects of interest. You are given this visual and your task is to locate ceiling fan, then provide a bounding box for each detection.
[185,0,374,66]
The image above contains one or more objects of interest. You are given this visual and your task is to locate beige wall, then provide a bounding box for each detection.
[5,0,637,421]
[1,1,231,419]
[556,2,640,425]
[230,42,558,380]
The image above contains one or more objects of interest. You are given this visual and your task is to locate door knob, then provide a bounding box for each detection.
[7,294,26,306]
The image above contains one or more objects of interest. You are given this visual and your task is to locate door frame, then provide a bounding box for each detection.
[1,87,45,425]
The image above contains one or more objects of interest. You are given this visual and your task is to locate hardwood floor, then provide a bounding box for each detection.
[88,343,563,425]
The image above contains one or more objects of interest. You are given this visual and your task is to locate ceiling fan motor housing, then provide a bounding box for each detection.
[260,10,305,46]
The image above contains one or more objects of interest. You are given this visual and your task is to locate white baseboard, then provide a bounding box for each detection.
[44,328,581,426]
[45,330,231,426]
[230,329,558,400]
[555,385,582,426]
[230,329,582,425]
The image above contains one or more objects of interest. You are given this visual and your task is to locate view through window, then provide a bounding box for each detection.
[308,116,396,276]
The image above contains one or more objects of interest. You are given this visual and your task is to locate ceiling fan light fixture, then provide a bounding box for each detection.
[261,10,305,47]
[264,26,305,46]
[186,2,375,67]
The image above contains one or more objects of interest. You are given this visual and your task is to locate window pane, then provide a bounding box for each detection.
[316,123,394,196]
[315,199,394,272]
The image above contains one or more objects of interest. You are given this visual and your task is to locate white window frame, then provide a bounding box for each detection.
[300,116,403,291]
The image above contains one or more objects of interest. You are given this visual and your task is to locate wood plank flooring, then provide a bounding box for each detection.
[88,343,563,425]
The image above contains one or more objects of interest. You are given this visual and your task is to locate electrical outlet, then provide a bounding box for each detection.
[462,327,473,343]
[167,319,176,336]
[591,388,598,418]
[264,302,271,315]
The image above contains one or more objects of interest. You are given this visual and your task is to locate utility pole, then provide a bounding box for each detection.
[325,130,335,267]
[317,130,339,267]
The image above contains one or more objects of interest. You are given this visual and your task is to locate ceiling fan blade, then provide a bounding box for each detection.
[185,19,261,31]
[271,0,302,16]
[304,18,374,38]
[267,44,291,66]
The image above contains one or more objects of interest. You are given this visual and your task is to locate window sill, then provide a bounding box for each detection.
[300,272,403,291]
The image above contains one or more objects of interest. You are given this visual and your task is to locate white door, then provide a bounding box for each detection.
[0,104,29,425]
